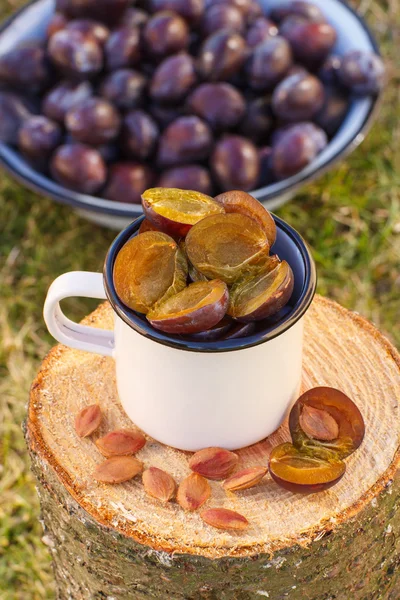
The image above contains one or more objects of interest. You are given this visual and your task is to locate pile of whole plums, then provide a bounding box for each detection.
[113,187,293,338]
[0,0,385,202]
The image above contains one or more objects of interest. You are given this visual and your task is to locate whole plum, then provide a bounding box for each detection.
[0,45,50,91]
[246,17,278,48]
[157,116,213,168]
[150,53,197,103]
[338,50,385,95]
[105,27,141,71]
[198,30,247,81]
[51,143,107,193]
[270,1,325,23]
[314,86,349,136]
[66,19,110,45]
[211,135,259,191]
[239,97,273,144]
[257,146,274,187]
[318,55,342,85]
[103,163,155,204]
[121,110,159,160]
[0,92,34,144]
[42,80,93,123]
[66,97,121,145]
[247,36,292,90]
[202,4,245,37]
[18,115,62,166]
[56,0,130,26]
[149,0,204,25]
[271,123,326,179]
[48,29,103,78]
[158,165,213,195]
[100,69,147,110]
[280,17,337,67]
[186,83,246,130]
[143,11,189,57]
[272,72,325,121]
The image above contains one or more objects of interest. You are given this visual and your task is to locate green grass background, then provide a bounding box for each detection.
[0,1,399,598]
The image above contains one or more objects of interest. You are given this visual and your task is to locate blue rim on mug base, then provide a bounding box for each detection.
[103,215,317,353]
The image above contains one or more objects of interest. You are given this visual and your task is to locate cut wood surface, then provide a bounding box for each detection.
[26,296,400,599]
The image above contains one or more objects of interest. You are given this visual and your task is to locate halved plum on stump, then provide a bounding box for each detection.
[147,280,229,334]
[113,231,187,313]
[214,190,277,246]
[228,259,294,321]
[269,442,346,494]
[185,213,270,284]
[289,387,365,460]
[141,187,224,238]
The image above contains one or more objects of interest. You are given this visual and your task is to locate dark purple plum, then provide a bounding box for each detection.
[338,50,385,95]
[121,110,159,160]
[105,26,141,71]
[198,31,247,81]
[150,53,197,103]
[246,17,278,48]
[158,165,213,195]
[47,13,69,38]
[51,143,107,193]
[257,146,274,187]
[149,103,182,127]
[65,97,121,145]
[186,83,246,130]
[0,45,50,91]
[239,97,273,144]
[211,135,259,191]
[270,1,325,23]
[56,0,130,26]
[48,29,103,78]
[119,7,149,28]
[271,122,327,151]
[202,4,245,37]
[18,116,62,166]
[149,0,204,25]
[100,69,147,110]
[42,80,93,123]
[314,86,349,136]
[143,11,189,57]
[0,92,34,144]
[280,18,337,67]
[272,72,325,121]
[97,143,119,163]
[318,55,342,85]
[157,116,213,168]
[271,123,326,179]
[103,162,155,204]
[66,19,110,44]
[247,36,292,90]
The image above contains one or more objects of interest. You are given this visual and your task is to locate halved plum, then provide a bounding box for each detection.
[185,213,270,284]
[289,387,365,459]
[228,259,294,321]
[269,442,346,494]
[214,190,277,246]
[147,280,229,334]
[138,218,160,234]
[113,231,187,313]
[141,187,224,238]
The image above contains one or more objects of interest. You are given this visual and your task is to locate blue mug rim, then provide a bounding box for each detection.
[103,215,317,353]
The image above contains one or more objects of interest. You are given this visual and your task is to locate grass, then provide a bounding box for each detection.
[0,0,399,598]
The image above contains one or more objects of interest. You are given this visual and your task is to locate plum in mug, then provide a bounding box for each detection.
[43,215,316,451]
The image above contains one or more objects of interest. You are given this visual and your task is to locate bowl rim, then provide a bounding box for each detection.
[0,0,382,217]
[102,214,317,353]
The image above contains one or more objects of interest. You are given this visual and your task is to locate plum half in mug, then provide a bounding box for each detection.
[269,442,346,494]
[247,36,293,91]
[105,27,141,71]
[143,11,189,57]
[157,116,213,168]
[51,143,107,194]
[185,213,270,284]
[198,31,247,81]
[289,387,365,460]
[104,163,155,204]
[228,259,294,321]
[214,190,276,245]
[121,110,159,161]
[150,53,197,103]
[211,135,260,192]
[186,83,246,131]
[113,231,188,313]
[158,165,214,196]
[147,280,229,335]
[100,69,147,111]
[48,29,103,79]
[18,116,62,168]
[42,80,93,124]
[272,72,325,122]
[142,187,224,238]
[65,97,121,145]
[0,45,50,91]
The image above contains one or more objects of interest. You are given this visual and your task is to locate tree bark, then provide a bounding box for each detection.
[26,297,400,600]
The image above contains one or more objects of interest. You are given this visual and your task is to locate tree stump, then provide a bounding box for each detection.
[26,296,400,600]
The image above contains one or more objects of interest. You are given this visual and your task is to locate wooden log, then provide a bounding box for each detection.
[26,296,400,600]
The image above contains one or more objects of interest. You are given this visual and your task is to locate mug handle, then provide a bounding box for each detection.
[43,271,115,357]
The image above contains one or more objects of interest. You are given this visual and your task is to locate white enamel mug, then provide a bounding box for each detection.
[43,216,316,451]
